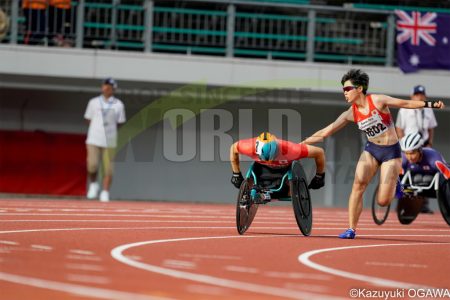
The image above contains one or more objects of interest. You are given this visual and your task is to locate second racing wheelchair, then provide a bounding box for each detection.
[372,168,450,226]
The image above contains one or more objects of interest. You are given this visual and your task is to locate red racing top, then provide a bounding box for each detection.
[352,94,393,139]
[237,138,309,167]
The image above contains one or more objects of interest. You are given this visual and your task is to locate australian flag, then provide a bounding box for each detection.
[396,10,450,73]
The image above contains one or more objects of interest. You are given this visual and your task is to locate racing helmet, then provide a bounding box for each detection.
[255,132,279,161]
[400,132,423,152]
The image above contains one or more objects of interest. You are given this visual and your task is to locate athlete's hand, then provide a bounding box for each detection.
[231,172,244,189]
[425,100,445,109]
[308,173,325,189]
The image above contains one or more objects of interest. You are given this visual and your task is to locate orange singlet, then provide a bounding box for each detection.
[352,94,393,139]
[237,138,308,168]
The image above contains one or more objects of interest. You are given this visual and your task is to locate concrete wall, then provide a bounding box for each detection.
[2,45,450,98]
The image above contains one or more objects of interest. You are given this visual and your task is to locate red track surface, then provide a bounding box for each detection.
[1,199,450,300]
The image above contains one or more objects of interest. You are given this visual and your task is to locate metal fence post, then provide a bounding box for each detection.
[144,0,154,53]
[226,4,235,57]
[10,0,19,44]
[110,0,119,49]
[75,0,85,48]
[306,9,316,62]
[385,14,395,67]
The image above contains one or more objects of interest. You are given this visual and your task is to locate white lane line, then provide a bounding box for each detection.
[69,249,95,256]
[0,240,18,245]
[1,227,450,237]
[0,272,171,300]
[298,242,450,289]
[0,213,301,220]
[264,271,331,281]
[65,263,105,272]
[31,245,53,251]
[162,260,197,270]
[66,254,102,262]
[66,274,110,285]
[179,254,241,260]
[365,261,428,269]
[111,236,345,300]
[224,265,259,274]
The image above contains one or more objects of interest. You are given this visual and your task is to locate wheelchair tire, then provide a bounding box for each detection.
[371,186,391,225]
[290,161,312,236]
[437,175,450,226]
[397,195,423,225]
[236,179,259,235]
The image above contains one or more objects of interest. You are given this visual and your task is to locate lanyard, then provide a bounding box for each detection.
[99,96,115,118]
[99,96,115,126]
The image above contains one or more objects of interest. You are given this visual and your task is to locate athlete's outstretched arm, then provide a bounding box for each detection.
[302,107,352,145]
[374,94,445,109]
[304,145,325,174]
[230,143,241,173]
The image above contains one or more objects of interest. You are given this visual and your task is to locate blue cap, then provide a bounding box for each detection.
[103,78,118,89]
[413,85,426,95]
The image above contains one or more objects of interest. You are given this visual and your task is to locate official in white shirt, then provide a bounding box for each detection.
[395,85,438,214]
[84,78,126,202]
[395,85,438,147]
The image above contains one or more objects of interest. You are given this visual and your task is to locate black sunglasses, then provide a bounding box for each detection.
[343,86,358,92]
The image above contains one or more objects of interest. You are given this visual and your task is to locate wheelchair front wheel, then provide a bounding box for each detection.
[236,179,259,235]
[290,161,312,236]
[437,176,450,226]
[397,195,423,225]
[371,186,391,225]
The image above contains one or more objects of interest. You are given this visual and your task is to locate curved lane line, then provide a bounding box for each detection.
[0,272,173,300]
[111,235,345,300]
[298,242,450,289]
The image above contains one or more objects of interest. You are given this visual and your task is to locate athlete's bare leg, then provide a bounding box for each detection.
[377,158,402,206]
[349,151,379,229]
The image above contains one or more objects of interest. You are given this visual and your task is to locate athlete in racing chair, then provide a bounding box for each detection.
[230,132,326,192]
[399,132,450,217]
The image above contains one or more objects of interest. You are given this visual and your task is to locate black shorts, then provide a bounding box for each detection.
[364,141,401,164]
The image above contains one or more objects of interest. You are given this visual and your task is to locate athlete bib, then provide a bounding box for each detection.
[353,95,393,139]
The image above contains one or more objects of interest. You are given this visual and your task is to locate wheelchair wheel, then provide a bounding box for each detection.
[290,161,312,236]
[236,179,259,235]
[371,186,391,225]
[397,195,423,225]
[437,176,450,226]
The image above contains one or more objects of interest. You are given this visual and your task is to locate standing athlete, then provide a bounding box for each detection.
[302,69,444,239]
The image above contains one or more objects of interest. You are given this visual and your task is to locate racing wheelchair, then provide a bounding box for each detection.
[236,161,312,236]
[372,170,450,226]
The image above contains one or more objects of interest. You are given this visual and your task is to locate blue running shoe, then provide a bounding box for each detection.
[395,179,404,199]
[338,228,356,239]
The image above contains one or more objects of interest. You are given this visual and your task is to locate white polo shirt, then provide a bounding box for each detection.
[395,108,437,141]
[84,95,126,148]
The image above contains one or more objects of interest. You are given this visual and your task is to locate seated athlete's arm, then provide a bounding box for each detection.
[302,107,352,145]
[304,145,325,174]
[374,94,445,109]
[230,142,244,189]
[230,143,240,173]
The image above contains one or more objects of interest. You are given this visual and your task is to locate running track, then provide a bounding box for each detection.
[1,199,450,300]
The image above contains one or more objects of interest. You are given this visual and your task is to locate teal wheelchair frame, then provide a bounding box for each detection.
[236,160,312,236]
